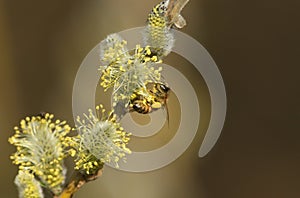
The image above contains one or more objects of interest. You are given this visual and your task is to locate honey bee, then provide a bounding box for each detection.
[112,80,170,121]
[129,82,170,114]
[128,82,171,125]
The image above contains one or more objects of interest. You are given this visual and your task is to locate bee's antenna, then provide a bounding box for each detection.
[164,98,170,128]
[38,112,46,118]
[108,111,115,120]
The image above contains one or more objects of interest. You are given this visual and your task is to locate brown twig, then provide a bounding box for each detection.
[54,168,103,198]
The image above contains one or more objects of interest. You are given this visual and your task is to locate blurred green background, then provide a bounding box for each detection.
[1,0,300,197]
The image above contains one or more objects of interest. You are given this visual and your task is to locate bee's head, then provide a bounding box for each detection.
[159,84,170,93]
[132,101,145,111]
[132,103,141,110]
[38,112,47,118]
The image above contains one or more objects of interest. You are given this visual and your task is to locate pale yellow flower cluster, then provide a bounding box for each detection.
[9,113,71,195]
[14,170,44,198]
[99,33,162,93]
[70,105,131,175]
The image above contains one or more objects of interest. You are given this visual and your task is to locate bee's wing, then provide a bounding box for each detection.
[111,77,129,121]
[167,0,189,28]
[163,98,170,128]
[112,99,129,121]
[155,72,168,87]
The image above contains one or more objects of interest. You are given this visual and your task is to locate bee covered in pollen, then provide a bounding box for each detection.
[129,81,171,125]
[129,82,170,114]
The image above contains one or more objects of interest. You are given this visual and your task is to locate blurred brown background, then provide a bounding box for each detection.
[1,0,300,197]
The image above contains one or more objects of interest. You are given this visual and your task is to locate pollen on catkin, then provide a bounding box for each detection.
[14,170,44,198]
[99,33,130,91]
[99,33,162,93]
[143,0,175,57]
[71,105,131,175]
[111,45,163,104]
[8,113,71,195]
[99,33,129,66]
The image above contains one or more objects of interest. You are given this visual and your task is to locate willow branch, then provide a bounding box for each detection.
[55,168,103,198]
